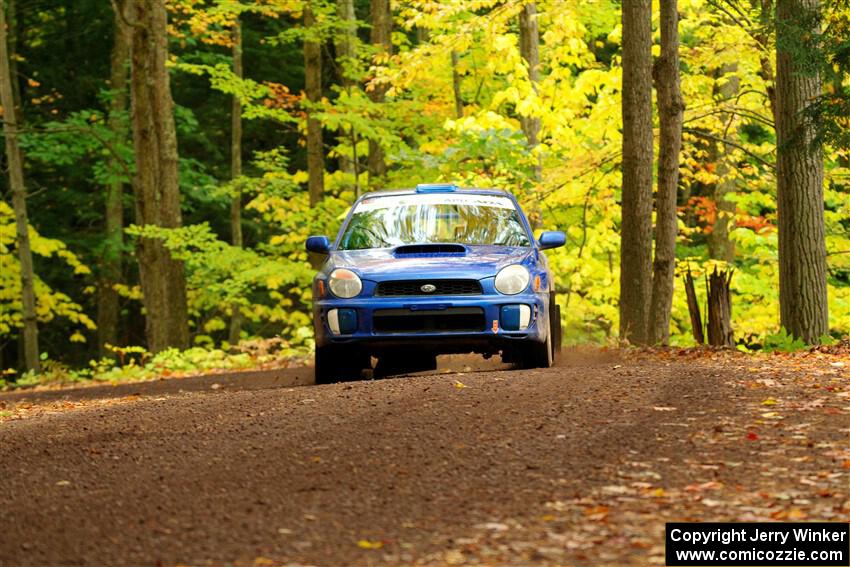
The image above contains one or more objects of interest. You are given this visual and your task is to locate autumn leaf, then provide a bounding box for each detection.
[357,539,384,550]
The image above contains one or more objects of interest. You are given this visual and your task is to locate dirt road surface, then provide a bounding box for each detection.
[1,349,848,565]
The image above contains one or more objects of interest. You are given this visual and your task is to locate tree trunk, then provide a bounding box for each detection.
[367,0,391,185]
[649,0,684,345]
[619,0,654,345]
[6,0,21,124]
[775,0,829,344]
[706,267,734,347]
[0,0,39,373]
[98,4,131,356]
[450,50,464,119]
[519,2,541,182]
[755,0,777,120]
[683,267,704,344]
[304,3,324,207]
[127,0,189,353]
[228,17,244,345]
[706,64,739,263]
[335,0,357,177]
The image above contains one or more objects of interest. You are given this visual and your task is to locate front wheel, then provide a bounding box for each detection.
[552,303,562,361]
[521,314,554,369]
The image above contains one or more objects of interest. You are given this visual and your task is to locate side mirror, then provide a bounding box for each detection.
[306,235,331,254]
[538,231,566,250]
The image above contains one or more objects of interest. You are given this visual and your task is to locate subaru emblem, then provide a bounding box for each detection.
[421,284,437,293]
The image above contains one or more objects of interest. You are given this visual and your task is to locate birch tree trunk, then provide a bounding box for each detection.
[0,0,39,372]
[127,0,189,352]
[649,0,683,345]
[98,4,131,355]
[775,0,829,343]
[619,0,654,345]
[367,0,391,185]
[304,3,324,207]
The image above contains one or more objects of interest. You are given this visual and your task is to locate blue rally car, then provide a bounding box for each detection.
[305,184,566,383]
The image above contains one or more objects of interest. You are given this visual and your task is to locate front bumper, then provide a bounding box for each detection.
[313,293,548,355]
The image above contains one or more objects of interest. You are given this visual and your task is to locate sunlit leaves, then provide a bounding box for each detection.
[0,203,95,338]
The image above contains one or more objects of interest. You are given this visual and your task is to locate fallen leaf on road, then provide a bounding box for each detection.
[746,432,759,440]
[475,522,509,532]
[454,381,467,389]
[685,481,723,492]
[583,506,609,521]
[357,539,384,549]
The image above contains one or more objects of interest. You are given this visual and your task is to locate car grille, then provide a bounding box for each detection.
[375,279,483,297]
[373,307,485,333]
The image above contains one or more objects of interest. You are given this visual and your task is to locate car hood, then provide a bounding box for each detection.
[327,245,532,281]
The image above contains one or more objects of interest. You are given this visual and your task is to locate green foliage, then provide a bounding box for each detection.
[763,328,809,353]
[0,202,96,341]
[780,0,850,149]
[0,338,307,389]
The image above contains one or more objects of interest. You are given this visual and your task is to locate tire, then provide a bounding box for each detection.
[552,303,562,361]
[314,345,368,384]
[522,312,554,369]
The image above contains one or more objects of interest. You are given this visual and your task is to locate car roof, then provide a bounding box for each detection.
[359,187,514,199]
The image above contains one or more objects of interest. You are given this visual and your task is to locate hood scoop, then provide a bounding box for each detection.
[393,244,467,257]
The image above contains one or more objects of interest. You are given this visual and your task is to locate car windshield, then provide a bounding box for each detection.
[338,193,531,250]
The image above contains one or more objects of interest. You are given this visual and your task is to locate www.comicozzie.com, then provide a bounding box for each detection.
[665,522,849,566]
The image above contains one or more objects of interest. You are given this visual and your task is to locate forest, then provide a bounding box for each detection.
[1,0,849,382]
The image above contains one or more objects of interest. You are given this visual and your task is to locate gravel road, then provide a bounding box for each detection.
[1,350,848,566]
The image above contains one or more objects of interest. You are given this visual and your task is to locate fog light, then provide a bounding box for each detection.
[327,308,357,335]
[500,305,532,331]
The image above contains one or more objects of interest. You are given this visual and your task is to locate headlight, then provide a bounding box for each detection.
[495,265,530,295]
[328,268,362,298]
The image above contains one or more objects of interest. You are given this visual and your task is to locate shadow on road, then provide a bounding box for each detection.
[0,366,314,405]
[0,347,620,406]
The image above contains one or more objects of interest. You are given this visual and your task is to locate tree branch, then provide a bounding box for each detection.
[683,127,776,170]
